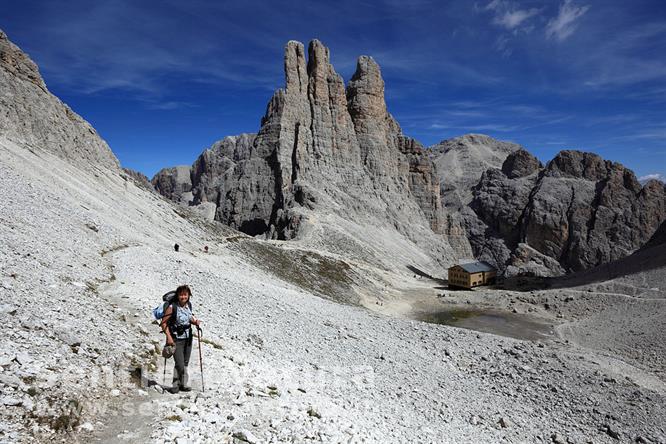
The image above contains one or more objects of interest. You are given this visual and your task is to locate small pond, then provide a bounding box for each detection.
[413,309,554,341]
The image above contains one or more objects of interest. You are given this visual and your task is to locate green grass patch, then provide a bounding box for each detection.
[230,240,357,304]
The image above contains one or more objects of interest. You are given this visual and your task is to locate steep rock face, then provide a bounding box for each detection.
[396,136,445,233]
[522,151,666,271]
[505,243,566,277]
[154,40,471,267]
[0,29,119,171]
[429,136,526,268]
[190,134,256,205]
[502,149,542,179]
[459,150,542,271]
[152,166,193,204]
[645,219,666,248]
[469,150,666,275]
[345,55,444,233]
[430,134,523,210]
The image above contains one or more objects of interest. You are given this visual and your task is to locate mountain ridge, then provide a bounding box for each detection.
[0,30,119,171]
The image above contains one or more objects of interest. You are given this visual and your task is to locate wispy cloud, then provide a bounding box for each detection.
[493,8,539,30]
[630,130,666,140]
[484,0,540,31]
[580,42,666,88]
[429,122,522,132]
[584,114,640,126]
[404,98,572,139]
[545,0,590,41]
[359,48,504,86]
[144,101,197,111]
[638,173,665,183]
[480,1,542,56]
[20,1,290,100]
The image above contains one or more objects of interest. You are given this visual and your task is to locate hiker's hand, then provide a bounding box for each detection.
[193,319,202,327]
[166,338,175,346]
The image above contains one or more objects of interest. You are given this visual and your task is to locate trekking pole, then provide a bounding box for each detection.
[163,357,167,386]
[197,326,205,392]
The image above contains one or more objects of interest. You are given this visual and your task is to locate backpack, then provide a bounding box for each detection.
[152,291,193,331]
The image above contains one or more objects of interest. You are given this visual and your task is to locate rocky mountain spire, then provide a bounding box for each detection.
[154,39,471,268]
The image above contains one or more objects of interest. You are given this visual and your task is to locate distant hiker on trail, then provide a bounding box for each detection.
[174,243,179,252]
[161,285,201,393]
[204,245,208,253]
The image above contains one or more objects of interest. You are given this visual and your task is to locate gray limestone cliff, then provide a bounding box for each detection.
[430,134,523,210]
[0,29,119,171]
[429,134,524,267]
[469,150,666,275]
[153,40,471,268]
[430,137,666,276]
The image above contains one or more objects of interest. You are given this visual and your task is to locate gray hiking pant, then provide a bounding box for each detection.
[173,337,192,389]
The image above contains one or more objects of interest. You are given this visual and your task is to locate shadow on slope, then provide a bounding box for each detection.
[501,232,666,293]
[406,265,448,286]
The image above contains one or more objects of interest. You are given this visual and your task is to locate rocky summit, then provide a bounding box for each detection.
[430,134,524,210]
[153,40,471,271]
[434,143,666,276]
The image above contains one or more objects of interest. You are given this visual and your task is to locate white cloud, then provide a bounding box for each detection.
[494,8,539,30]
[638,173,665,184]
[484,1,540,31]
[546,0,590,41]
[484,0,502,12]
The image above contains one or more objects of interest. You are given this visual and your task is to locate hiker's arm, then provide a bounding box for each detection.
[190,315,201,327]
[161,306,175,345]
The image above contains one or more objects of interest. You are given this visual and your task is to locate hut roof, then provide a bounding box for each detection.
[457,261,495,273]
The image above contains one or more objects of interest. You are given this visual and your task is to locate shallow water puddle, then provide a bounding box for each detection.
[414,309,554,341]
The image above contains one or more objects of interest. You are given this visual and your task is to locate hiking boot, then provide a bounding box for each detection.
[179,386,192,392]
[167,386,180,394]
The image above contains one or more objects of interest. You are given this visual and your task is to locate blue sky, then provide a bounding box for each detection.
[2,0,665,180]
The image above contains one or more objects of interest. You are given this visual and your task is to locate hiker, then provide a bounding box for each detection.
[204,245,208,253]
[161,285,201,393]
[174,243,179,252]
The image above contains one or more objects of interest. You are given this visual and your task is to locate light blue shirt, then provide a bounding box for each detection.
[174,304,193,340]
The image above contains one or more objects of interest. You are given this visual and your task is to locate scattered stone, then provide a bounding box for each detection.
[0,304,17,315]
[233,429,259,443]
[78,422,94,432]
[601,424,621,440]
[0,374,21,387]
[56,329,82,347]
[22,398,34,410]
[307,406,321,419]
[1,396,22,406]
[550,433,566,443]
[14,352,32,365]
